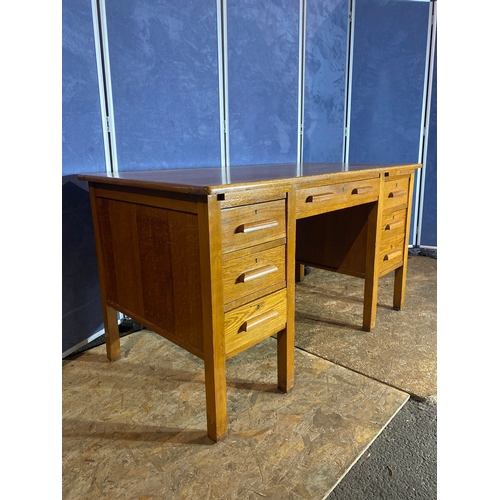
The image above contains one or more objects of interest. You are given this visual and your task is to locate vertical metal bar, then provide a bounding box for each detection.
[414,1,436,247]
[96,0,119,173]
[217,0,230,183]
[296,0,306,177]
[343,0,356,170]
[223,0,231,181]
[91,0,112,174]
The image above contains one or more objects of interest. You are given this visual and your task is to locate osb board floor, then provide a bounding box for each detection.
[63,333,408,500]
[295,256,437,401]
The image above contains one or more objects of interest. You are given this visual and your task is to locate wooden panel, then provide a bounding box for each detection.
[222,244,286,305]
[382,176,410,211]
[220,200,286,253]
[296,177,379,218]
[225,289,287,358]
[296,203,374,277]
[96,197,205,353]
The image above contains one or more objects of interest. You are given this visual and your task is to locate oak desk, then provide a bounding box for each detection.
[79,162,420,441]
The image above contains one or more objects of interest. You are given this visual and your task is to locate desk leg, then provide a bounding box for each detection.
[393,263,407,310]
[363,198,382,332]
[393,172,414,311]
[104,305,121,361]
[204,350,228,442]
[277,325,294,392]
[198,196,227,442]
[295,263,305,282]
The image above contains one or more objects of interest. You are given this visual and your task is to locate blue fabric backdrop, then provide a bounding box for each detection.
[226,0,299,166]
[105,0,222,170]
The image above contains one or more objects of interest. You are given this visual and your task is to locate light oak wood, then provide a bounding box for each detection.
[222,244,285,305]
[79,162,420,441]
[197,196,227,441]
[225,289,287,357]
[220,199,286,253]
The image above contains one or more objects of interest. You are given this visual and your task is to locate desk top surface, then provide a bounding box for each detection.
[79,162,421,195]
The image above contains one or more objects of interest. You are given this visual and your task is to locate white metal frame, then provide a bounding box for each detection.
[93,0,119,174]
[415,1,437,249]
[296,0,307,176]
[343,0,356,169]
[217,0,230,182]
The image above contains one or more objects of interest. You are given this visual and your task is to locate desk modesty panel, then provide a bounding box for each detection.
[79,162,420,441]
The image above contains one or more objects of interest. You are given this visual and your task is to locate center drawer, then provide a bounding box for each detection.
[222,244,286,305]
[296,177,379,217]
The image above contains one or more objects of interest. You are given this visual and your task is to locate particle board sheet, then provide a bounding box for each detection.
[295,256,437,401]
[62,331,408,500]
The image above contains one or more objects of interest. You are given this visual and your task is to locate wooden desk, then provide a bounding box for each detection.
[79,162,420,441]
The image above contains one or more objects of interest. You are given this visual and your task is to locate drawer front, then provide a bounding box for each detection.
[296,177,379,217]
[221,200,286,254]
[222,245,286,305]
[383,176,410,211]
[225,289,287,357]
[381,208,407,243]
[379,234,405,274]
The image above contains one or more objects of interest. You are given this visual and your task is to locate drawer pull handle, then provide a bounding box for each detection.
[383,250,401,262]
[240,310,279,333]
[235,219,278,233]
[388,190,406,198]
[385,220,404,231]
[351,186,374,195]
[237,264,278,283]
[306,192,335,203]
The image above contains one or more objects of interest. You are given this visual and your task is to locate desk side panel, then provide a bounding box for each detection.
[95,196,204,356]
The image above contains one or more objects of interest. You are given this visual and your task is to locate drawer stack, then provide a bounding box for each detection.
[220,199,288,358]
[379,175,411,276]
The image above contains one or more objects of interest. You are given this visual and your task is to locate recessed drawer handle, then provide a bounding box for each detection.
[306,192,335,203]
[385,220,404,231]
[388,190,406,198]
[351,186,374,195]
[237,264,278,283]
[383,250,401,261]
[235,219,278,233]
[240,310,279,333]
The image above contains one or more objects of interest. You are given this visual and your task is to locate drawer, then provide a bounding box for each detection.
[379,234,405,274]
[383,176,410,211]
[296,177,379,217]
[221,200,286,254]
[225,289,287,358]
[222,244,286,305]
[381,208,407,243]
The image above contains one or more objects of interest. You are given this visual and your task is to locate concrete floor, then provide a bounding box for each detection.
[63,255,436,499]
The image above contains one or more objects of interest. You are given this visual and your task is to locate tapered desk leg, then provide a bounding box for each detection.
[279,188,296,392]
[295,263,305,282]
[104,305,121,361]
[363,273,379,332]
[363,195,383,332]
[88,185,121,361]
[393,171,414,311]
[204,346,228,442]
[198,196,227,442]
[393,264,407,310]
[277,325,294,392]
